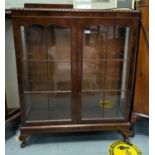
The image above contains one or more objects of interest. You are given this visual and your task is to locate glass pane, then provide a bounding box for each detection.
[83,61,128,90]
[24,94,48,121]
[83,25,130,60]
[47,25,71,60]
[20,25,72,122]
[82,25,130,91]
[20,25,71,60]
[105,61,127,90]
[48,62,71,91]
[82,91,126,119]
[82,25,130,120]
[21,25,47,59]
[49,93,71,120]
[23,61,48,91]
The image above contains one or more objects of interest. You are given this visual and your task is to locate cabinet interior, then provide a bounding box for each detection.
[20,24,130,121]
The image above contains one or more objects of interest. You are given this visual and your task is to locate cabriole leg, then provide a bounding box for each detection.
[120,129,132,143]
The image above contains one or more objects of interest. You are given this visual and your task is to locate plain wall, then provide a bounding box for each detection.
[5,0,73,9]
[5,19,20,108]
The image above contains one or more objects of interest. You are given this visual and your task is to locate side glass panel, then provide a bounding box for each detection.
[82,25,130,119]
[25,94,48,121]
[20,25,71,121]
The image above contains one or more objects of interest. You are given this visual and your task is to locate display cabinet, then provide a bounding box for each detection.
[11,7,140,147]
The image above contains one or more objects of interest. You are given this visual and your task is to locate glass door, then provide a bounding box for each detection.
[20,24,72,122]
[80,25,131,120]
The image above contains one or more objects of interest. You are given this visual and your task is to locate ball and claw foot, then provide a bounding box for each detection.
[19,134,29,148]
[20,141,27,148]
[120,130,131,143]
[129,129,135,137]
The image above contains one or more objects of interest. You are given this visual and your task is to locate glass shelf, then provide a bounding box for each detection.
[21,59,72,62]
[83,59,129,62]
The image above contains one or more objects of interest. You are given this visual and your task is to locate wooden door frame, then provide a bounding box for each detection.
[77,18,140,124]
[12,17,78,126]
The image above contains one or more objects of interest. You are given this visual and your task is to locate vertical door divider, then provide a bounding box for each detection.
[45,27,50,120]
[76,23,83,123]
[102,26,109,117]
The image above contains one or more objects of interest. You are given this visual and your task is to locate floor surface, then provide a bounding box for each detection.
[5,119,149,155]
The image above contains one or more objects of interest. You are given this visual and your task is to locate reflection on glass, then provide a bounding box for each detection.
[21,25,71,92]
[21,25,71,60]
[49,62,71,91]
[83,61,125,90]
[82,25,130,91]
[84,25,129,59]
[47,25,71,60]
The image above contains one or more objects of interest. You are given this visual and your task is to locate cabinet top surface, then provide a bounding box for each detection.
[11,8,140,18]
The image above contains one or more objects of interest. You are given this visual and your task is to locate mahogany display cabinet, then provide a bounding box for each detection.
[11,6,140,147]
